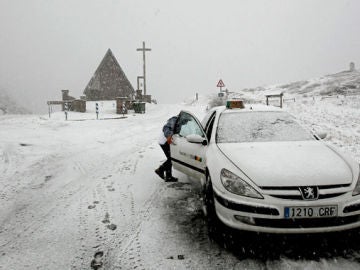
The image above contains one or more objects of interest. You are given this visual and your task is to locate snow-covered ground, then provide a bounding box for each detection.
[1,93,360,270]
[285,95,360,163]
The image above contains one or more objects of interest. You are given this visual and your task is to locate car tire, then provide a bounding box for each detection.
[203,174,216,221]
[204,174,233,245]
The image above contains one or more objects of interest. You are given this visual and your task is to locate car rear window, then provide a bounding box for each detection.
[216,111,314,143]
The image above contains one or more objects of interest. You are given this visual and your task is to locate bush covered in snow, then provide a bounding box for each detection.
[0,89,30,114]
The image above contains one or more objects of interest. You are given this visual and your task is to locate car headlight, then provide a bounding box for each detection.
[220,168,263,199]
[352,165,360,196]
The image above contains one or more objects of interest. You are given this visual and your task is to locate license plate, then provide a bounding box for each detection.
[284,206,338,219]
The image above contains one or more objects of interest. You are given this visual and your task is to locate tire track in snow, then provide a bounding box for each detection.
[0,153,59,206]
[71,190,91,270]
[0,157,97,270]
[72,142,150,270]
[100,167,143,269]
[1,148,10,175]
[104,182,166,270]
[0,178,85,251]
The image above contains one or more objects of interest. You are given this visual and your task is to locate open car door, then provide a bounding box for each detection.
[170,111,207,180]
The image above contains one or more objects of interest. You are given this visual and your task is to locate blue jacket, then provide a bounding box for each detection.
[163,116,178,138]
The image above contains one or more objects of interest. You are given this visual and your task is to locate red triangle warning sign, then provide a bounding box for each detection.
[217,79,225,88]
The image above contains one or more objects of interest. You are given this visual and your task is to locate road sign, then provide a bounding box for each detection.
[217,79,225,88]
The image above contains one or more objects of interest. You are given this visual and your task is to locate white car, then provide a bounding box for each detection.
[170,101,360,234]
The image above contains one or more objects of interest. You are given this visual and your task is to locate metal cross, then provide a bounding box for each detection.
[136,41,151,96]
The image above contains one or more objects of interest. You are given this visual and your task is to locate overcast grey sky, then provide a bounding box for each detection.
[0,0,359,112]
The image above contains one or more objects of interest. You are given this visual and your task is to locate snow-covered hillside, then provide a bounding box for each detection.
[232,69,360,103]
[278,69,360,96]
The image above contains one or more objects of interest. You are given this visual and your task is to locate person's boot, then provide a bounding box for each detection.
[155,166,165,180]
[165,172,178,182]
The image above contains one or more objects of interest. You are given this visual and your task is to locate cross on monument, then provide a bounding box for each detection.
[136,41,151,96]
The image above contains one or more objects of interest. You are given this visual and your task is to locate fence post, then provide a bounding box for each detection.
[96,102,99,120]
[64,102,68,120]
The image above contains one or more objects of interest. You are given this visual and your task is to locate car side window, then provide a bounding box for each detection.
[175,112,204,138]
[201,109,216,129]
[205,113,216,141]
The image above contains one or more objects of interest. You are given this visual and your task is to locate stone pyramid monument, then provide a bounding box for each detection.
[84,49,134,101]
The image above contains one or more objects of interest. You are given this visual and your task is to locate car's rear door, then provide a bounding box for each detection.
[170,111,207,180]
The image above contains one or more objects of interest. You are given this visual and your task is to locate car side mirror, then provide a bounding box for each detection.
[317,132,327,139]
[186,134,207,145]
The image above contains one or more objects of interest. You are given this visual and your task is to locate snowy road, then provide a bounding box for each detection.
[0,103,191,269]
[1,98,360,270]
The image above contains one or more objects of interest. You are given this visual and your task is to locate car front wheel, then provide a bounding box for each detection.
[203,173,238,247]
[203,174,225,238]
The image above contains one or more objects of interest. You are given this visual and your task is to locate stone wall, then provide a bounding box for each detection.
[71,100,86,113]
[116,97,128,114]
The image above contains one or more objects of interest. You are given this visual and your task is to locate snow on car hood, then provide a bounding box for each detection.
[217,141,353,187]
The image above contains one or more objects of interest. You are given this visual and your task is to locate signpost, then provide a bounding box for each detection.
[47,101,66,119]
[217,79,225,92]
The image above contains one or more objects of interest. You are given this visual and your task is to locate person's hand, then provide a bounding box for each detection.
[167,136,173,144]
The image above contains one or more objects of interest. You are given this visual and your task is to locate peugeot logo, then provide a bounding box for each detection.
[299,186,319,200]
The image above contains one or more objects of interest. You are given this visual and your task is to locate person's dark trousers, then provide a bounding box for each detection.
[160,143,172,177]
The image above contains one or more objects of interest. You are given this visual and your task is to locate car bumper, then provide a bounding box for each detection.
[213,190,360,234]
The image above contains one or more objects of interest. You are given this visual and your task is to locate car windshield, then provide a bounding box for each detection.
[216,111,315,143]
